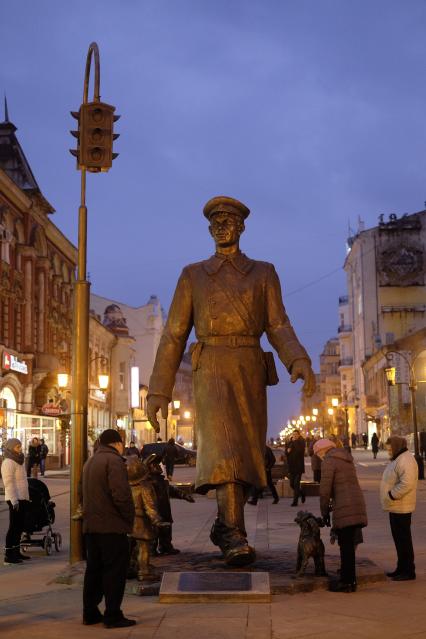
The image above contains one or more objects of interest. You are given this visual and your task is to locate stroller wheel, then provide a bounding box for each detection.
[43,535,53,556]
[54,533,62,552]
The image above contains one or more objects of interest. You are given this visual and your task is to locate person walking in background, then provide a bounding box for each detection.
[286,430,306,507]
[162,438,177,481]
[419,429,426,460]
[125,441,140,458]
[39,438,49,476]
[309,435,322,483]
[380,435,417,581]
[362,433,368,450]
[1,438,31,565]
[248,445,279,505]
[371,433,380,460]
[314,438,368,593]
[26,437,41,478]
[351,432,357,449]
[82,429,136,628]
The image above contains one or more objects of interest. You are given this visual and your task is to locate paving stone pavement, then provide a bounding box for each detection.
[1,452,426,638]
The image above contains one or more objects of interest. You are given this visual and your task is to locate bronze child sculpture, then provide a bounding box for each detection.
[126,455,169,581]
[147,196,315,566]
[147,454,195,556]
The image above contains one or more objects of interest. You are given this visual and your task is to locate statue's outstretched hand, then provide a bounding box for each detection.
[147,395,169,433]
[290,359,316,397]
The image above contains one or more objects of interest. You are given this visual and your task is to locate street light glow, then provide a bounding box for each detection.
[57,372,69,389]
[98,374,109,390]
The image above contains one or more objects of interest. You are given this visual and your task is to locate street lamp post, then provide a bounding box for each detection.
[384,350,425,480]
[69,43,119,563]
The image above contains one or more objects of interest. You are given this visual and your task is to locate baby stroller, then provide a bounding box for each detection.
[20,478,62,555]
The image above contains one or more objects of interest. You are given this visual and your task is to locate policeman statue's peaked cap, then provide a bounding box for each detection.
[203,196,250,221]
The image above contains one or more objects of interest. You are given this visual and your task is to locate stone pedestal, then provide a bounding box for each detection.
[159,571,270,603]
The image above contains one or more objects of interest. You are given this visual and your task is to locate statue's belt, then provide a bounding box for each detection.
[197,335,260,347]
[189,337,279,386]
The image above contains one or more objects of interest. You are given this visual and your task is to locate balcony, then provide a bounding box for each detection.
[338,324,352,334]
[339,295,349,305]
[366,395,380,407]
[339,357,353,367]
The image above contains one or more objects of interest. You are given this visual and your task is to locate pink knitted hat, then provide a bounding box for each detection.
[313,438,336,455]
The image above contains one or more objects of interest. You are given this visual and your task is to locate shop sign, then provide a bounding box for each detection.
[89,388,107,403]
[2,352,28,374]
[41,402,62,416]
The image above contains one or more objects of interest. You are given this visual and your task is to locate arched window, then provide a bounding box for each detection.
[0,386,17,410]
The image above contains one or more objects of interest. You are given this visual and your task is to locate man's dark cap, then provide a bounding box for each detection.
[99,429,122,446]
[203,196,250,221]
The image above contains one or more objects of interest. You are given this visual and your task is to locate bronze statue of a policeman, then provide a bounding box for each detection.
[147,196,315,566]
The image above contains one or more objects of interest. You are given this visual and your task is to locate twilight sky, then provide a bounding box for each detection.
[3,1,426,436]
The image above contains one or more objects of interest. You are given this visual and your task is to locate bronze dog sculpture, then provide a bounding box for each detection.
[294,510,327,578]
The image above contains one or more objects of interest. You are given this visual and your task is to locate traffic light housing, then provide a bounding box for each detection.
[70,101,120,172]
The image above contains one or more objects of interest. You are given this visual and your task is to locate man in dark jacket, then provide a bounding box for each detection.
[248,445,279,505]
[286,430,306,506]
[39,439,49,476]
[162,438,177,480]
[82,429,136,629]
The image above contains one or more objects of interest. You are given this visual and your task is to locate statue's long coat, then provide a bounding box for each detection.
[148,252,310,494]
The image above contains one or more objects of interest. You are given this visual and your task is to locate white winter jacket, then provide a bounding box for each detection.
[1,458,29,504]
[380,450,418,514]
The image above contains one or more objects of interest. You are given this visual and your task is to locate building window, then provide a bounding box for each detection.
[119,362,126,391]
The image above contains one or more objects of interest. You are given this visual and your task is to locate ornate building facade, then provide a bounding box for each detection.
[0,108,76,460]
[342,210,426,441]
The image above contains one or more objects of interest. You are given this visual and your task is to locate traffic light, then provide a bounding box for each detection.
[70,101,120,172]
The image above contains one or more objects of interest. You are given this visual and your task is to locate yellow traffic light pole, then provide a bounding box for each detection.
[69,42,100,564]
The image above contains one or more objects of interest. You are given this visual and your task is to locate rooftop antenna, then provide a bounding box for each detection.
[4,94,9,122]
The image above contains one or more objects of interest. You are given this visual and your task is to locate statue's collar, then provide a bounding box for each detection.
[203,252,254,276]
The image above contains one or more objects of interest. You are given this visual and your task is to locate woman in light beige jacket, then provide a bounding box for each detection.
[380,436,417,581]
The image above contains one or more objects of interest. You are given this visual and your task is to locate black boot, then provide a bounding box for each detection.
[329,580,357,592]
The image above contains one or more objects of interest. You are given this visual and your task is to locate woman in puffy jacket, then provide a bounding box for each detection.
[380,435,417,581]
[1,438,30,564]
[314,438,368,593]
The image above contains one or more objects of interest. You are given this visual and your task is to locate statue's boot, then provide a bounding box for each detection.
[136,542,161,582]
[210,483,256,566]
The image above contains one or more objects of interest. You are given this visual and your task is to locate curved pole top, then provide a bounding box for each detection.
[83,42,101,104]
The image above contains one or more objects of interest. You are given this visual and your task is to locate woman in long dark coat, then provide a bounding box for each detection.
[371,433,380,459]
[314,438,368,592]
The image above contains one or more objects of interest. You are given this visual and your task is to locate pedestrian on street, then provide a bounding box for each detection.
[309,435,322,483]
[248,445,279,505]
[314,438,368,592]
[82,428,136,628]
[351,432,357,449]
[162,438,177,480]
[419,430,426,460]
[1,438,31,565]
[124,441,140,458]
[286,430,306,507]
[380,435,417,581]
[26,437,41,478]
[371,433,380,460]
[362,433,368,450]
[39,438,49,476]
